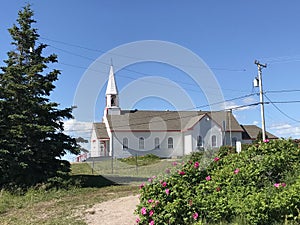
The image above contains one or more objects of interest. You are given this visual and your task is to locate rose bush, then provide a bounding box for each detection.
[136,139,300,224]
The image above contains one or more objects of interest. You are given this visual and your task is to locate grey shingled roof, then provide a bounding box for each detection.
[208,111,244,132]
[93,123,109,139]
[106,110,243,132]
[241,125,278,140]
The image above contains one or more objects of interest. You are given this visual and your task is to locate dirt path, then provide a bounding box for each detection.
[84,195,139,225]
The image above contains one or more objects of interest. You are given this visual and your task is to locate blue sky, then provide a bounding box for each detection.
[2,0,300,149]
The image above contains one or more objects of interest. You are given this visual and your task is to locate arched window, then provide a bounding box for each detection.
[139,137,144,149]
[154,137,160,149]
[197,135,203,147]
[212,135,217,147]
[168,137,173,149]
[123,137,128,150]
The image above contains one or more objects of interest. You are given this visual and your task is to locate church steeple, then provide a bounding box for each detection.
[106,65,118,97]
[105,64,120,115]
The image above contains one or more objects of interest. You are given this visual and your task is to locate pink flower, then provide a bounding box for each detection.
[136,217,140,223]
[172,162,177,166]
[155,200,159,205]
[193,212,199,220]
[274,183,280,188]
[281,182,286,187]
[149,220,154,225]
[162,181,167,187]
[165,189,170,195]
[194,161,199,168]
[149,210,154,217]
[178,171,185,175]
[214,157,220,162]
[148,178,152,183]
[148,199,154,203]
[216,187,221,192]
[234,168,240,174]
[205,175,211,181]
[152,175,157,179]
[165,168,170,174]
[263,139,270,143]
[141,207,147,215]
[139,183,145,189]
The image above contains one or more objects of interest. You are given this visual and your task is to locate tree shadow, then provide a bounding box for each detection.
[71,175,117,188]
[71,174,148,188]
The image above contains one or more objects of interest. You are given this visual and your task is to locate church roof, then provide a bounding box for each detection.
[212,110,244,132]
[106,110,243,132]
[241,125,278,140]
[93,122,109,139]
[105,65,118,95]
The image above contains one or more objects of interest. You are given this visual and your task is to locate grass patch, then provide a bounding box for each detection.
[70,162,95,175]
[0,185,138,225]
[87,155,182,178]
[0,162,139,225]
[119,154,160,166]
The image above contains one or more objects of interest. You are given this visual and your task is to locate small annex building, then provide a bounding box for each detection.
[90,66,277,158]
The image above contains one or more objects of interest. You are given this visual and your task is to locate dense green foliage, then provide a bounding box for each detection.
[0,5,79,189]
[136,139,300,225]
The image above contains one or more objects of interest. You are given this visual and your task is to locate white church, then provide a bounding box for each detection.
[90,66,277,158]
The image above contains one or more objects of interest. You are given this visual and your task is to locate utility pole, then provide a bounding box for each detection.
[254,60,267,141]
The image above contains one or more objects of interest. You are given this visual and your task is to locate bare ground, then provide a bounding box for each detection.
[84,195,139,225]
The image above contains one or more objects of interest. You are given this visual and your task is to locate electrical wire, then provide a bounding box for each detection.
[40,41,250,94]
[266,89,300,94]
[264,94,300,123]
[63,93,259,132]
[40,36,247,72]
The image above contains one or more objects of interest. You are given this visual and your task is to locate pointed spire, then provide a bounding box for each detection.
[105,65,118,95]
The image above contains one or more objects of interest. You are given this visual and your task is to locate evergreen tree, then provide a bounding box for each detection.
[0,5,79,189]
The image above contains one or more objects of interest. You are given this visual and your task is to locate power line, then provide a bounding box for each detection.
[261,54,300,64]
[266,89,300,94]
[63,93,259,132]
[42,42,250,94]
[65,95,300,134]
[225,102,260,111]
[195,93,258,110]
[266,100,300,104]
[40,36,247,72]
[264,94,300,123]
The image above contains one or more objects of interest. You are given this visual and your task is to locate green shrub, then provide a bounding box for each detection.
[136,139,300,225]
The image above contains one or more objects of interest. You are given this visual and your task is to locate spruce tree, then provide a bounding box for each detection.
[0,5,79,188]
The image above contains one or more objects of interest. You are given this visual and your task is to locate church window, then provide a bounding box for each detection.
[139,137,144,149]
[123,137,128,150]
[154,137,160,149]
[197,135,203,147]
[212,135,217,147]
[168,137,173,149]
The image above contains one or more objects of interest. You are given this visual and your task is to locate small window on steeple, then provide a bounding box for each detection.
[111,95,116,106]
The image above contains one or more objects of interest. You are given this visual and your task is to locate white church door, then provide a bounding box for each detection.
[100,141,106,156]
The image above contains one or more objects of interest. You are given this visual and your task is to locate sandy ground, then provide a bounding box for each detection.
[84,195,139,225]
